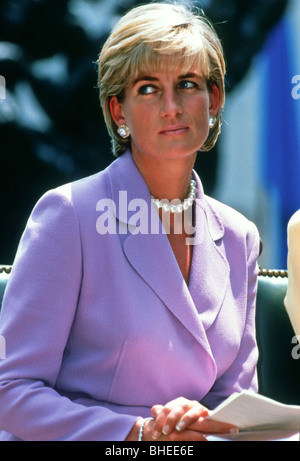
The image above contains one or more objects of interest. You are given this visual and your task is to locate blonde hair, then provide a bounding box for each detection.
[98,2,226,156]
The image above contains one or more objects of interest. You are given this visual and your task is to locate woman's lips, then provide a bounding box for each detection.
[159,126,189,136]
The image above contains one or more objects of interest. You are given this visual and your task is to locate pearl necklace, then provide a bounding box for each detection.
[151,179,197,213]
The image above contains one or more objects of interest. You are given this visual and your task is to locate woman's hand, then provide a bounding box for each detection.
[141,397,237,441]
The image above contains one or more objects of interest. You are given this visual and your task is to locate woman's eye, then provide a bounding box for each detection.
[180,80,197,89]
[138,85,156,95]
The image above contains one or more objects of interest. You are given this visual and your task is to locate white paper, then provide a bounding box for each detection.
[207,391,300,433]
[207,430,300,442]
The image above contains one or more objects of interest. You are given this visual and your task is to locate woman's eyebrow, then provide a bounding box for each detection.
[132,75,159,85]
[132,72,203,85]
[178,72,201,80]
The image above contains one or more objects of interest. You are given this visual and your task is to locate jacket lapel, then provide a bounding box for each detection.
[106,152,229,356]
[123,230,215,354]
[189,194,230,331]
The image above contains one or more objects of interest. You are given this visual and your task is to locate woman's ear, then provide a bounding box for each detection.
[109,96,126,126]
[209,84,220,116]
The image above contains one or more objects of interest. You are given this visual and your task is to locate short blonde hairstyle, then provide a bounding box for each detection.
[98,2,226,156]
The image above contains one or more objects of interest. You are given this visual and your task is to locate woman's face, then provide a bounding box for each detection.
[110,64,219,164]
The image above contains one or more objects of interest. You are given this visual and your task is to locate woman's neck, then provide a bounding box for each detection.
[131,151,197,202]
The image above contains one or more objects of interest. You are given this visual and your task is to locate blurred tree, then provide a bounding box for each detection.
[0,0,288,262]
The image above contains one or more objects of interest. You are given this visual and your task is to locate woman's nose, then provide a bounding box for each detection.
[160,90,183,118]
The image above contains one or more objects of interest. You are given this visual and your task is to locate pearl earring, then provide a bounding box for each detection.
[209,115,217,128]
[117,124,131,139]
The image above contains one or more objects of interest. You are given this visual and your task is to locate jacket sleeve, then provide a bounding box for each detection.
[0,188,138,441]
[202,220,260,410]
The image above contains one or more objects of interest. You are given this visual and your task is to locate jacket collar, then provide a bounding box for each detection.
[108,150,225,242]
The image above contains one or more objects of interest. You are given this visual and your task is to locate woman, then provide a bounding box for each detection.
[0,3,260,441]
[284,209,300,336]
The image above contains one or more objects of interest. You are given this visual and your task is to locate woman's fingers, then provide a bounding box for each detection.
[150,398,209,440]
[160,429,208,442]
[143,418,208,442]
[149,398,238,440]
[189,417,238,435]
[151,405,163,419]
[173,404,211,433]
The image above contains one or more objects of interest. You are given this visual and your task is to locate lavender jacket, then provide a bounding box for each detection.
[0,151,260,441]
